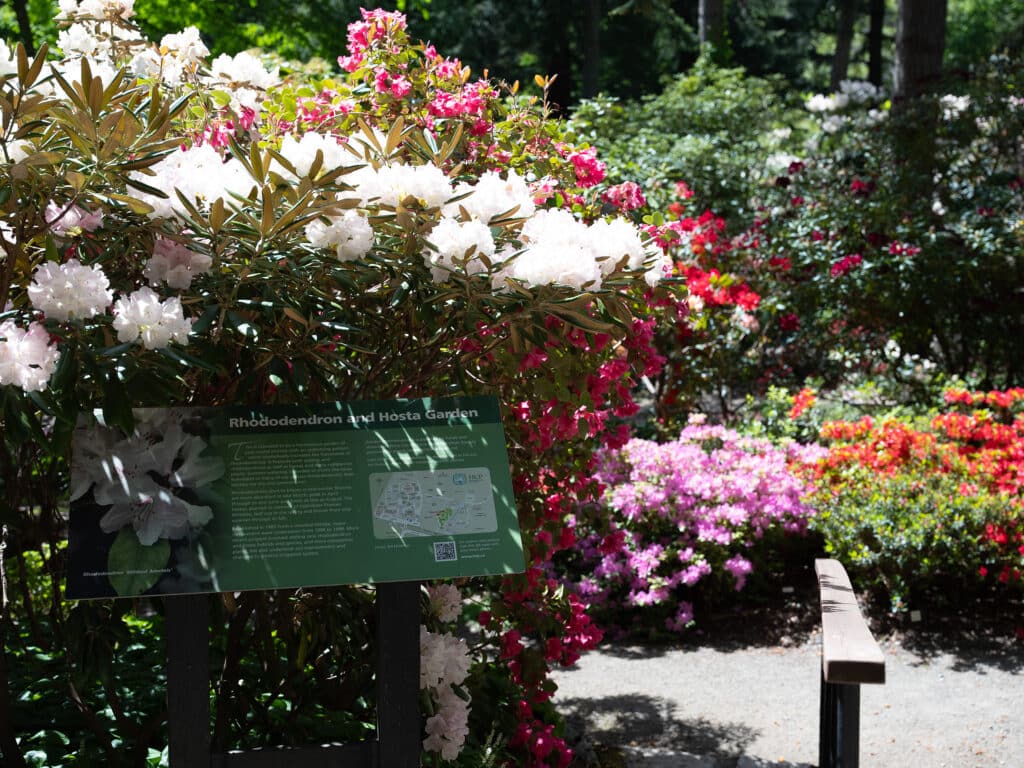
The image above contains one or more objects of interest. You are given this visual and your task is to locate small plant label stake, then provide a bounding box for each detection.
[64,396,524,767]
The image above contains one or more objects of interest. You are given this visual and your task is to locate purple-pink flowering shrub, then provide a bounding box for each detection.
[557,419,824,635]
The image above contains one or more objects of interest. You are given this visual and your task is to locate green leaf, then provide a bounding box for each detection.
[107,528,170,596]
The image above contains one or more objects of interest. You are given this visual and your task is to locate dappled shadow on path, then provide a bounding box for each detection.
[874,606,1024,675]
[594,586,824,661]
[558,692,759,759]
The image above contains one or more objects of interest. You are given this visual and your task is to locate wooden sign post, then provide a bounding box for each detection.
[166,581,421,768]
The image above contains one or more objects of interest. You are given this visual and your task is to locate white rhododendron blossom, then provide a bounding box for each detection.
[144,236,213,289]
[587,217,651,275]
[57,23,103,57]
[764,152,802,176]
[445,169,535,223]
[494,209,662,291]
[352,162,454,209]
[206,51,278,112]
[304,209,374,261]
[805,92,849,112]
[65,0,136,20]
[941,94,971,121]
[47,57,120,93]
[499,209,602,290]
[44,202,104,236]
[423,216,496,283]
[0,320,61,392]
[160,26,209,65]
[0,40,18,77]
[130,28,207,86]
[112,286,192,348]
[420,625,472,761]
[419,626,472,689]
[71,411,224,546]
[275,132,353,180]
[28,259,112,321]
[130,143,252,220]
[207,51,279,89]
[838,79,884,104]
[423,685,471,761]
[644,250,673,287]
[426,583,462,623]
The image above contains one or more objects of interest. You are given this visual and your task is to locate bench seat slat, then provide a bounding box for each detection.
[815,558,886,685]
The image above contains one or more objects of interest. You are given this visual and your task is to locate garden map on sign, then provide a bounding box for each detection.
[370,468,497,539]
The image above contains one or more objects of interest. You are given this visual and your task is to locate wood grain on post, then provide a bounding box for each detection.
[815,559,886,685]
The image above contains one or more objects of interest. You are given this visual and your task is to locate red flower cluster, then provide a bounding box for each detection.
[813,390,1024,604]
[683,266,760,310]
[829,253,862,278]
[788,387,816,420]
[943,387,1024,411]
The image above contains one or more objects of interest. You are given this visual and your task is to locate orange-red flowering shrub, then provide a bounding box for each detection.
[803,387,1023,614]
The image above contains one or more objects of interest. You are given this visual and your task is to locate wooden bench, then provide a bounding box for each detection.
[815,558,886,768]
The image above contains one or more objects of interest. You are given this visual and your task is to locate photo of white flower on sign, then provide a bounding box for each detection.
[70,408,225,596]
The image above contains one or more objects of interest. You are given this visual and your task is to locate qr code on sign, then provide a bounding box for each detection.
[434,541,457,562]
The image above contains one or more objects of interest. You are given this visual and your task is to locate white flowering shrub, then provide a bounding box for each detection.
[0,3,684,766]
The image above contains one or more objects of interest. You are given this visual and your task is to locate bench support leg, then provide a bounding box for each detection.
[819,671,860,768]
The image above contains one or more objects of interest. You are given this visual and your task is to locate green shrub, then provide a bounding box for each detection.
[567,54,804,224]
[810,468,1000,612]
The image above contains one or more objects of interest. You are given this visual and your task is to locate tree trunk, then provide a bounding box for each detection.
[541,4,574,115]
[581,0,601,99]
[831,0,859,91]
[867,0,885,86]
[11,0,35,56]
[893,0,947,102]
[699,0,726,50]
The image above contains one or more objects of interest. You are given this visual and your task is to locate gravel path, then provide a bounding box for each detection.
[552,628,1023,767]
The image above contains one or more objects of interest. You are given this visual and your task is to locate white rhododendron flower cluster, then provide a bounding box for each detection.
[493,207,660,291]
[426,583,462,623]
[44,202,104,236]
[351,161,454,209]
[422,216,497,283]
[0,320,61,392]
[131,26,209,87]
[58,0,136,21]
[130,143,252,220]
[28,259,113,322]
[206,51,280,112]
[444,169,536,223]
[144,237,213,290]
[420,625,472,761]
[112,287,193,349]
[304,209,374,261]
[275,132,353,180]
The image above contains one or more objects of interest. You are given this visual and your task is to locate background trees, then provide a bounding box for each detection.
[4,0,1024,105]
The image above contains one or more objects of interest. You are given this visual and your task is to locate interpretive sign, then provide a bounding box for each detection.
[66,397,524,599]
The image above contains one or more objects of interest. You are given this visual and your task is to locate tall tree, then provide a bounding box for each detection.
[867,0,885,86]
[893,0,948,101]
[582,0,601,98]
[699,0,726,51]
[10,0,35,55]
[830,0,858,90]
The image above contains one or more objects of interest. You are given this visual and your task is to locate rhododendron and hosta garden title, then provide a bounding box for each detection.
[0,3,687,765]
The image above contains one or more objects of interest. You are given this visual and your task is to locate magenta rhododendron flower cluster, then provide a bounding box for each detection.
[558,421,821,635]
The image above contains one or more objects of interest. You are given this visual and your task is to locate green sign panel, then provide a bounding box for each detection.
[66,397,525,599]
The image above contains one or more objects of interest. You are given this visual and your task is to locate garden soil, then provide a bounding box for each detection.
[552,592,1023,768]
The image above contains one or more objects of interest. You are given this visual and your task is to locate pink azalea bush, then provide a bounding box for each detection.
[556,420,823,636]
